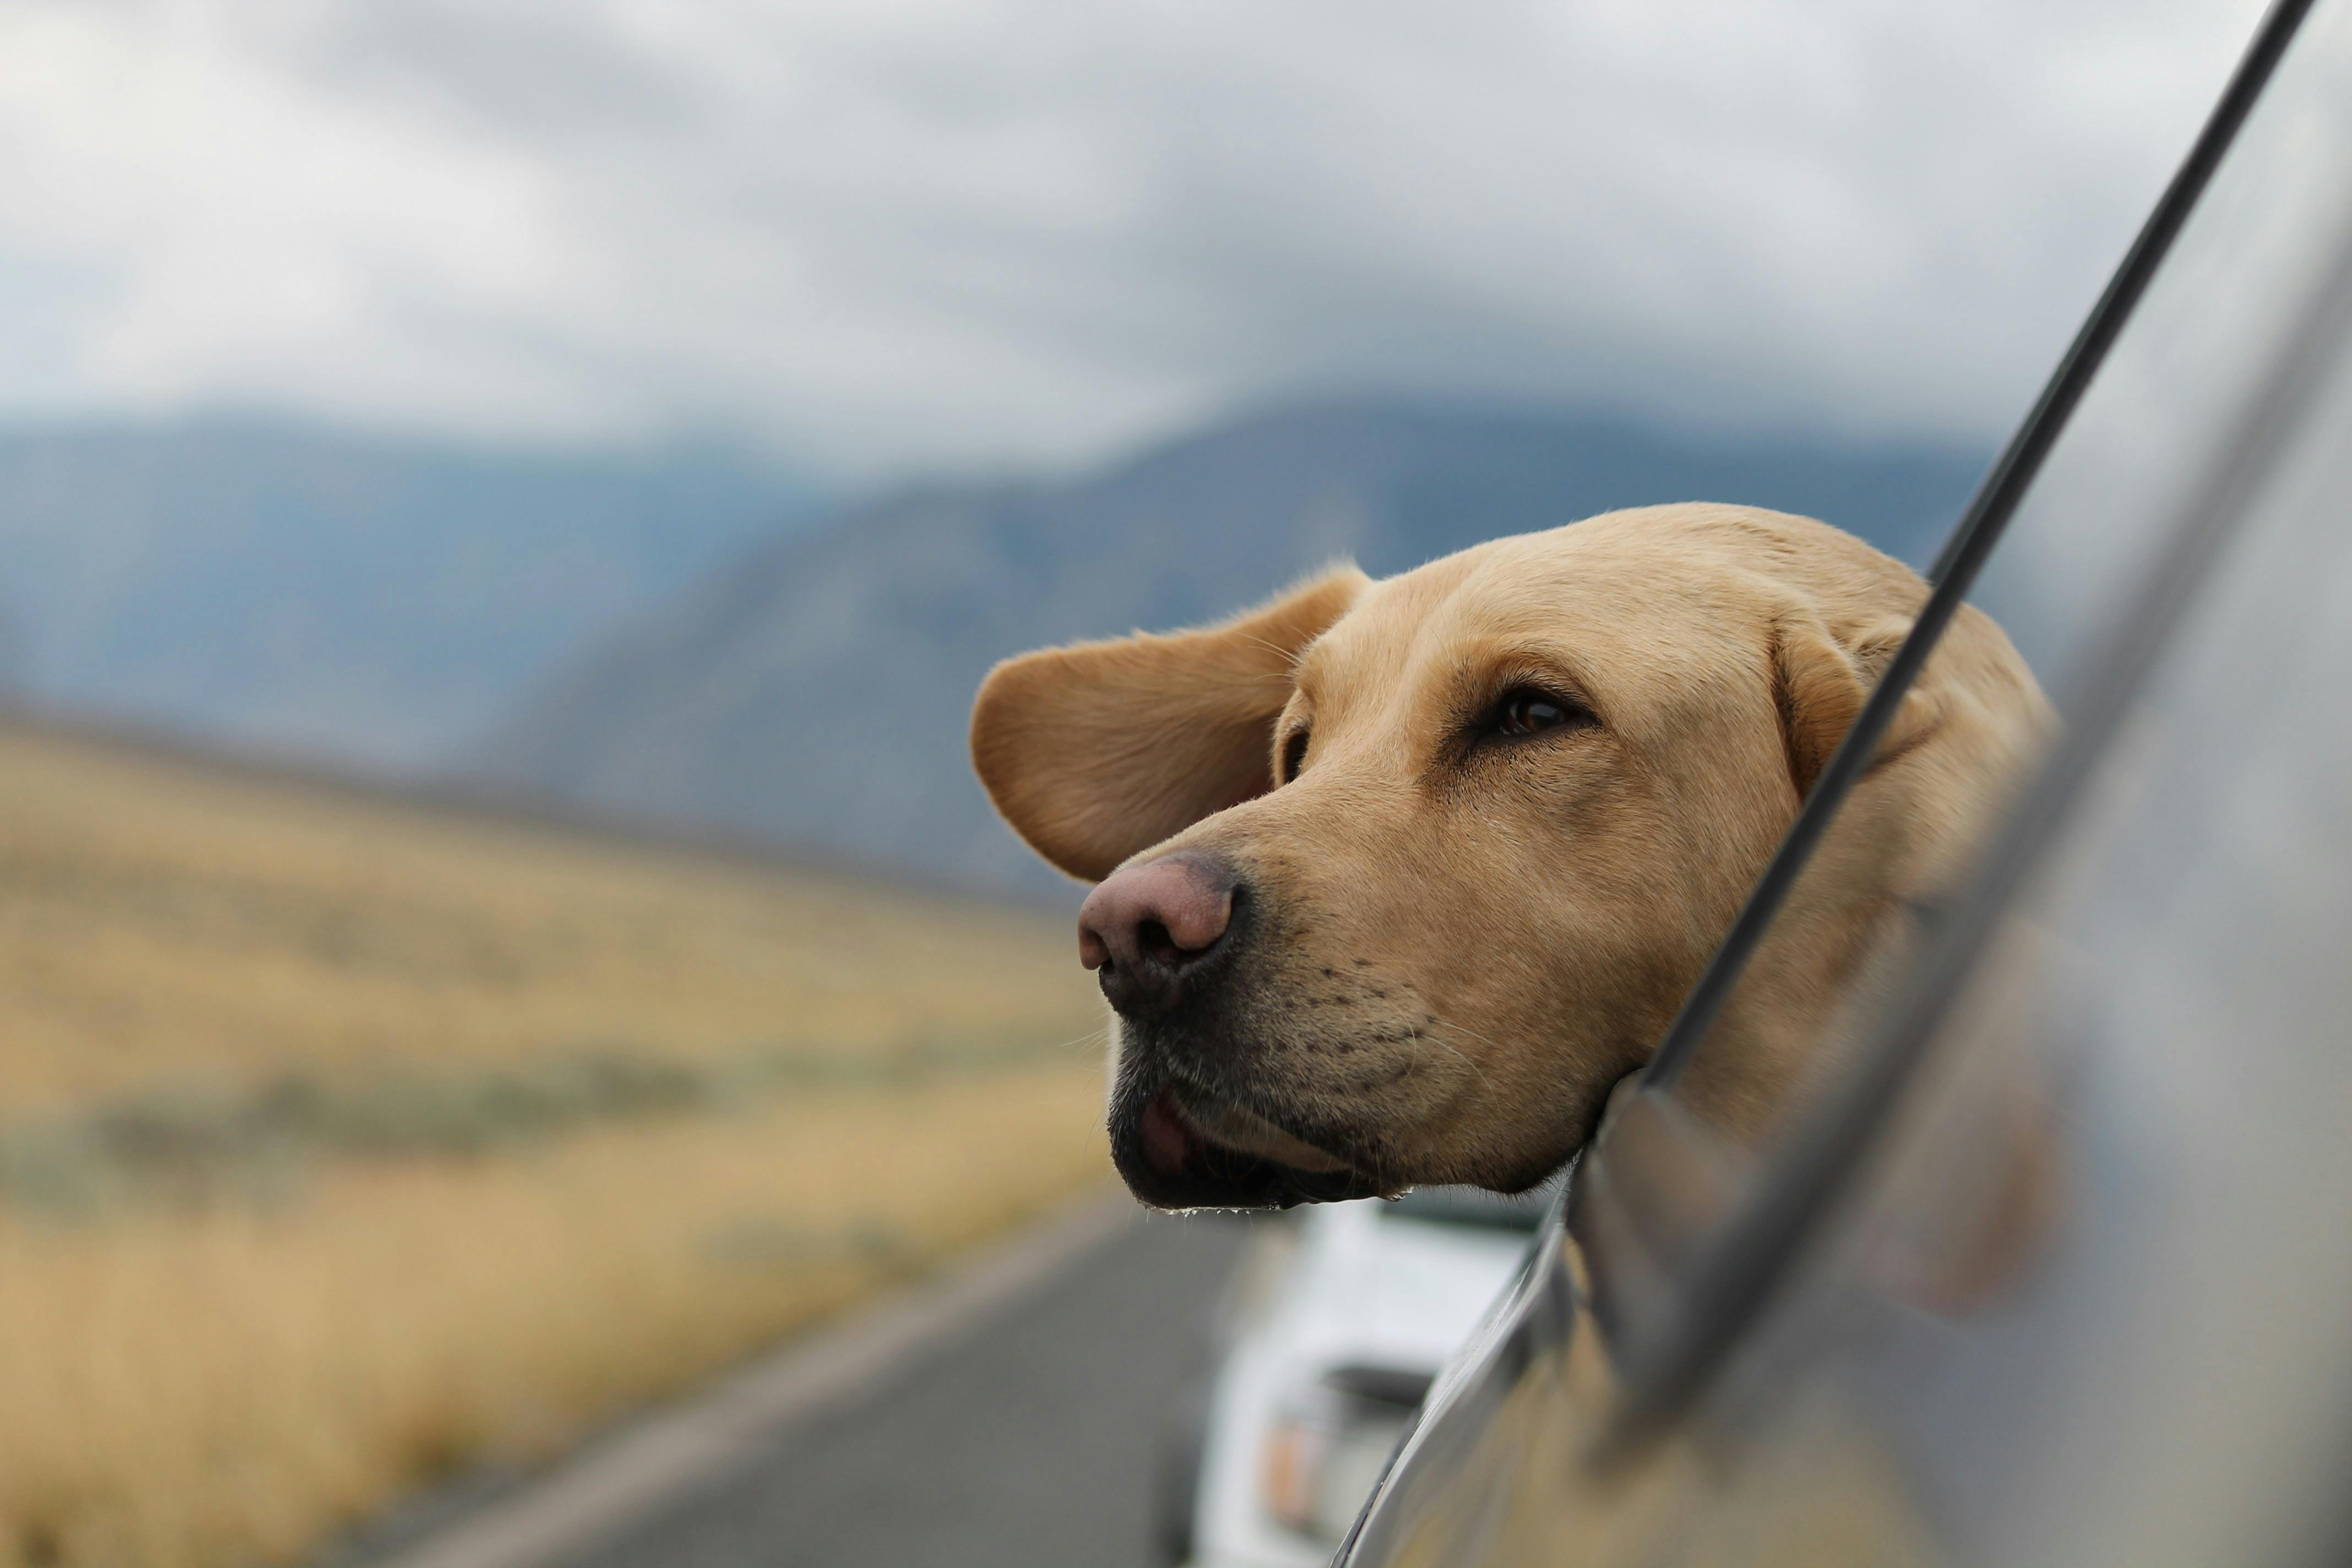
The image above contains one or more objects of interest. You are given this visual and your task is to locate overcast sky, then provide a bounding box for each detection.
[0,0,2266,478]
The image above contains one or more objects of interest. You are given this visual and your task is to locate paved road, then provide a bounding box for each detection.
[554,1210,1254,1568]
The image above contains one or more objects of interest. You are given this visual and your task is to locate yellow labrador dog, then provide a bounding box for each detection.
[970,504,2048,1209]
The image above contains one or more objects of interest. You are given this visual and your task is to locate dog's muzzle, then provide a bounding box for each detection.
[1110,1079,1385,1210]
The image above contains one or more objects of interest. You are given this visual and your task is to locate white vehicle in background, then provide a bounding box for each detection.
[1157,1187,1549,1567]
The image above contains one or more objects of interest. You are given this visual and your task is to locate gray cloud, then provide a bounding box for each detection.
[0,0,2268,476]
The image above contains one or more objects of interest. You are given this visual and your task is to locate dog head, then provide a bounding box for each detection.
[971,504,2040,1209]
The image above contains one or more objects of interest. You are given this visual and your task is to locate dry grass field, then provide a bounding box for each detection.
[0,720,1110,1568]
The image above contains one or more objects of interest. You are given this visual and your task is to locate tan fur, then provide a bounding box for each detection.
[969,504,2049,1193]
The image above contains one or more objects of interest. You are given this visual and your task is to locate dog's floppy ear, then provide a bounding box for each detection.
[971,567,1369,881]
[1771,611,1926,803]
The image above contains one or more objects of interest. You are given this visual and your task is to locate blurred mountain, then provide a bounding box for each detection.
[0,418,817,769]
[465,400,1990,896]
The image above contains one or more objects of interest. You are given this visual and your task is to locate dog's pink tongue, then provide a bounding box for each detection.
[1140,1092,1200,1178]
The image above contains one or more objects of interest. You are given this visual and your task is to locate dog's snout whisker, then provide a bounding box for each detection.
[1416,1015,1503,1092]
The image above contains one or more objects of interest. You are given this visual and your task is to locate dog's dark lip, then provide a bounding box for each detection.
[1114,1086,1387,1211]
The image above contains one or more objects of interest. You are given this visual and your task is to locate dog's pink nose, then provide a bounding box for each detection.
[1078,853,1236,977]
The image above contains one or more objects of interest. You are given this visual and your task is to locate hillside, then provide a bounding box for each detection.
[0,419,815,771]
[466,400,1990,894]
[0,716,1106,1568]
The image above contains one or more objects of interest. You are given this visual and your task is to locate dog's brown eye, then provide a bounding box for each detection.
[1280,727,1310,782]
[1493,689,1586,738]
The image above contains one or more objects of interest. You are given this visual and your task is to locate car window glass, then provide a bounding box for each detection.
[1664,197,2352,1568]
[1643,0,2352,1157]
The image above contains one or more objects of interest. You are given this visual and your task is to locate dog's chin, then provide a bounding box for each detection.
[1110,1086,1390,1211]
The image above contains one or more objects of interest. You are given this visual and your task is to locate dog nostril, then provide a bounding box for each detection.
[1135,919,1179,965]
